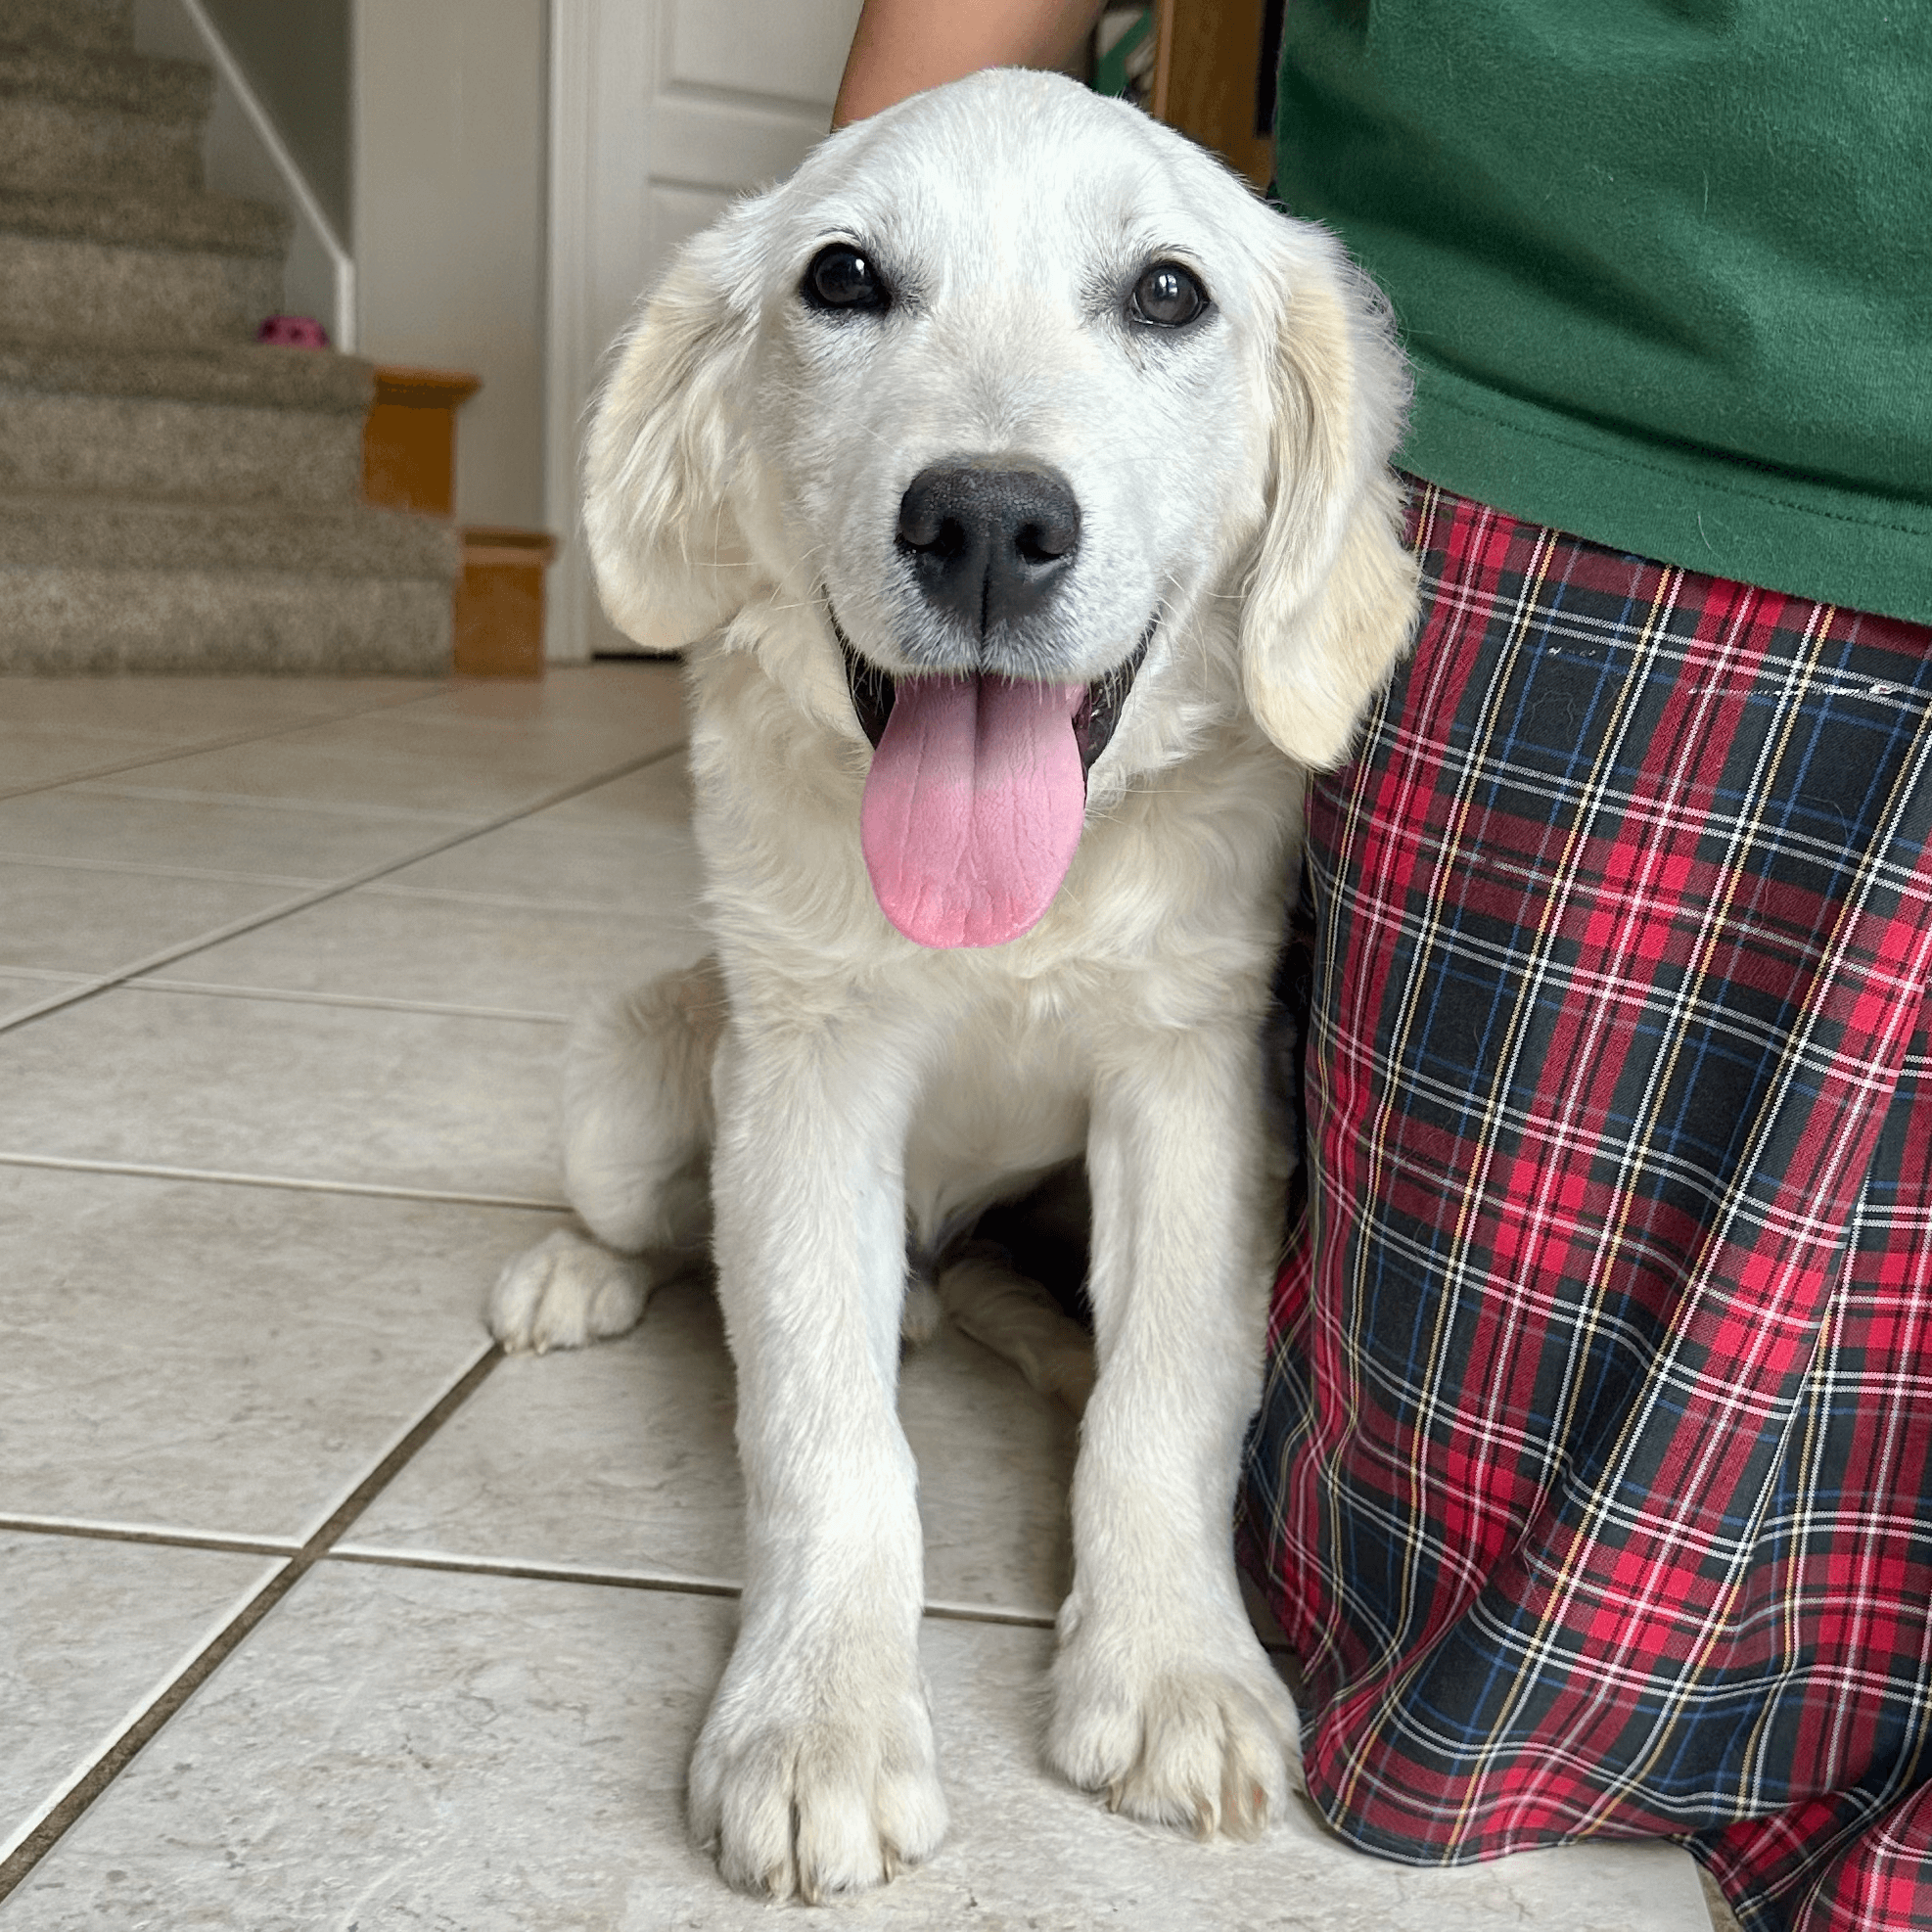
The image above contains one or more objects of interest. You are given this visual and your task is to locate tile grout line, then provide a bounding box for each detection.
[63,784,483,825]
[356,882,702,916]
[0,1151,571,1213]
[318,1551,1060,1633]
[125,979,572,1025]
[0,1518,299,1558]
[0,972,575,1028]
[0,683,464,806]
[0,1348,507,1905]
[323,1547,744,1597]
[0,850,325,888]
[0,851,697,919]
[0,1518,1062,1630]
[0,740,688,1037]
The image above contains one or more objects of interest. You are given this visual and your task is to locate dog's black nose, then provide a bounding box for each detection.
[896,462,1081,634]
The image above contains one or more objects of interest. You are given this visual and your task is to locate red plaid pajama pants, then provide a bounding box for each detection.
[1244,483,1932,1931]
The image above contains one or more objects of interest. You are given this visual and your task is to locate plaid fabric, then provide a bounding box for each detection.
[1243,483,1932,1932]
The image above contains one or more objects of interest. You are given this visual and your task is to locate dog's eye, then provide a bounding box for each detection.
[802,244,890,314]
[1129,261,1209,329]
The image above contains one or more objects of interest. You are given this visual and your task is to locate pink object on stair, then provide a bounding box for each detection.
[255,314,331,348]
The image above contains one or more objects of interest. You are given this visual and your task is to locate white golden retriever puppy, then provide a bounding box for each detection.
[490,69,1415,1903]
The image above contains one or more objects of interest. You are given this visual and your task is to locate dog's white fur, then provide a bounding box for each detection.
[490,70,1415,1903]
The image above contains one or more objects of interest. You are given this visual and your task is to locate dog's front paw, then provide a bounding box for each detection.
[1047,1612,1300,1840]
[689,1643,947,1902]
[486,1226,649,1354]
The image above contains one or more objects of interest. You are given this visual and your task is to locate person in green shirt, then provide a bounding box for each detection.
[841,1,1930,623]
[837,8,1932,1926]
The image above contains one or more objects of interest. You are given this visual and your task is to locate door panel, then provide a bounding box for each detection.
[649,185,735,272]
[668,0,858,107]
[546,0,861,660]
[649,96,845,187]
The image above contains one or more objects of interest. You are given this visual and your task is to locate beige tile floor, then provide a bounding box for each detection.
[0,667,1725,1929]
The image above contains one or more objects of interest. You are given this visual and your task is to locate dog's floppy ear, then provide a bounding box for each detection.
[581,214,763,652]
[1240,227,1419,767]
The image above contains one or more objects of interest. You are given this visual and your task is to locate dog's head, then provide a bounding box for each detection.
[585,69,1415,946]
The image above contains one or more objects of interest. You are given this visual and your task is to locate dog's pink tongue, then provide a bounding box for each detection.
[860,673,1086,947]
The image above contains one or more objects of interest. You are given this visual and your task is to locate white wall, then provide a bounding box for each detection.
[353,0,549,530]
[198,0,352,240]
[132,0,354,345]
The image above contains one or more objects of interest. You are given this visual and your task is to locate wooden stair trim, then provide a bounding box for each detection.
[361,363,479,517]
[453,523,556,679]
[368,366,482,407]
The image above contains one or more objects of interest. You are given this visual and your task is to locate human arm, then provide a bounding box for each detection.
[832,0,1107,127]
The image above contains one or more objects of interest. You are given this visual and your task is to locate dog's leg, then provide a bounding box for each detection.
[488,959,721,1354]
[1046,1021,1300,1839]
[938,1243,1095,1415]
[687,1005,945,1902]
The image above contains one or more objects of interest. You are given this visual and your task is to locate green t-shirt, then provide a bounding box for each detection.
[1273,0,1932,623]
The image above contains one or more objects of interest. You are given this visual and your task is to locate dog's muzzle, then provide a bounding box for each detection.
[831,603,1157,948]
[834,612,1154,777]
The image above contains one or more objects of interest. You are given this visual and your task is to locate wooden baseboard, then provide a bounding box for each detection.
[453,527,557,677]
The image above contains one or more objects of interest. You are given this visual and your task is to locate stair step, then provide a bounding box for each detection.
[0,497,461,675]
[0,183,287,254]
[0,340,375,510]
[0,187,288,348]
[0,372,368,511]
[0,41,210,120]
[0,43,212,195]
[0,0,132,55]
[0,337,374,413]
[0,494,459,580]
[0,565,455,675]
[0,13,448,676]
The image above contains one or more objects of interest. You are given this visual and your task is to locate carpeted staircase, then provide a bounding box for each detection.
[0,0,458,673]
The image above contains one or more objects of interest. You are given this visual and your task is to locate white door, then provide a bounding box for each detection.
[545,0,863,659]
